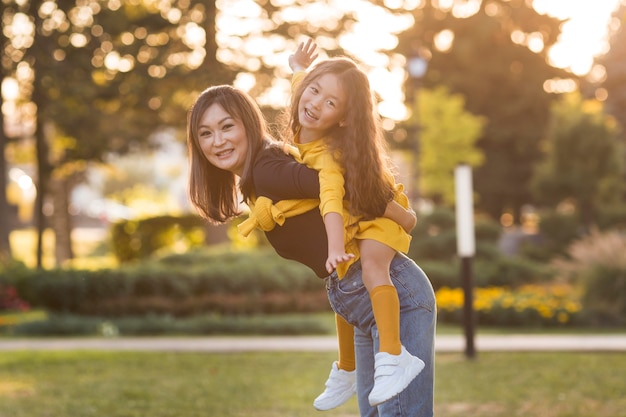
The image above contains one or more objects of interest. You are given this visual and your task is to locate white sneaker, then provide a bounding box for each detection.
[368,346,425,406]
[313,361,357,411]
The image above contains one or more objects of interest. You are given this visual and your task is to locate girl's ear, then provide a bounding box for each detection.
[339,120,347,127]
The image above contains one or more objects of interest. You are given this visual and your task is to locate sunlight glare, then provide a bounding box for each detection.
[543,77,577,94]
[1,78,20,100]
[217,0,262,18]
[234,72,256,92]
[70,32,88,48]
[256,78,291,108]
[452,0,481,18]
[433,30,454,52]
[533,0,620,75]
[383,0,404,9]
[7,13,34,50]
[213,0,621,118]
[587,64,607,84]
[527,32,545,53]
[182,23,206,49]
[69,5,95,27]
[379,100,408,121]
[280,2,344,28]
[243,36,275,57]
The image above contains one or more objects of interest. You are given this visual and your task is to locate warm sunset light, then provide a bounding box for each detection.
[217,0,622,121]
[534,0,622,76]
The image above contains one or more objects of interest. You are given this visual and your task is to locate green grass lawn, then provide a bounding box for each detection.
[0,350,624,417]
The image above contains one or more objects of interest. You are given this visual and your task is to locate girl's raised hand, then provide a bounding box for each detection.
[289,38,319,72]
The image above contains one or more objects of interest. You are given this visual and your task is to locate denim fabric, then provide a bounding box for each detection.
[326,253,436,417]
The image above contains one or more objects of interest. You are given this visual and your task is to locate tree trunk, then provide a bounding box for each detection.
[0,21,12,260]
[30,0,51,269]
[0,85,11,260]
[34,119,50,269]
[50,175,74,264]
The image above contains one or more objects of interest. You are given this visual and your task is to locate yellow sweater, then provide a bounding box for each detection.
[293,130,411,277]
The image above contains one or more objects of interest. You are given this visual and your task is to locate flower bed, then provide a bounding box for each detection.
[436,284,582,327]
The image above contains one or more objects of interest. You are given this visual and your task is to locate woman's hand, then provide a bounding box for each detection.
[289,38,319,72]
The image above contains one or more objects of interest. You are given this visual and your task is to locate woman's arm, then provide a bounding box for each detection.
[253,148,320,201]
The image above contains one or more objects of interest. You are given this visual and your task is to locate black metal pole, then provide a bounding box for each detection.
[461,256,475,359]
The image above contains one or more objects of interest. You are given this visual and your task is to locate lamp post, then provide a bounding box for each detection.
[406,53,429,204]
[455,164,476,359]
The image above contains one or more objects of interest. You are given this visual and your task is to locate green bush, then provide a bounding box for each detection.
[520,210,582,262]
[553,230,626,325]
[7,313,331,336]
[110,214,208,263]
[418,256,548,291]
[596,203,626,231]
[473,256,550,288]
[409,208,457,261]
[13,248,328,317]
[409,208,502,262]
[414,260,459,291]
[409,207,547,289]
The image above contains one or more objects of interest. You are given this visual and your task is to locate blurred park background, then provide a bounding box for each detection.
[1,2,626,416]
[1,0,626,337]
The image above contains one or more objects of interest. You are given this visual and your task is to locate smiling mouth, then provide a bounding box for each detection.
[216,149,233,158]
[304,108,318,121]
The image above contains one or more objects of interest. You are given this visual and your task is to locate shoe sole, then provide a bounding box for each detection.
[313,384,357,411]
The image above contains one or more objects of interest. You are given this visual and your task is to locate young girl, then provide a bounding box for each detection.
[286,40,425,409]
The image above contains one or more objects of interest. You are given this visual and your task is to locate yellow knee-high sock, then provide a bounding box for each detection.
[370,285,401,355]
[335,313,356,371]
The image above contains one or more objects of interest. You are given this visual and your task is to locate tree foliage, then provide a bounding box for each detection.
[396,0,573,222]
[600,3,626,140]
[413,86,485,205]
[531,93,625,229]
[2,0,230,266]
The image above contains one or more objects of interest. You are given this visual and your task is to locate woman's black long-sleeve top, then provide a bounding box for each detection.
[251,145,329,278]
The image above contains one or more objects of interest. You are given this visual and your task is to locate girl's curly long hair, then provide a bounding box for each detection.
[285,57,395,218]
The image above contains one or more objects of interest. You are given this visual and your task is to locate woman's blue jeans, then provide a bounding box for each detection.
[326,252,436,417]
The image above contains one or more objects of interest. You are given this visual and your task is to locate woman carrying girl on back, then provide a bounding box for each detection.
[186,81,436,416]
[284,39,425,410]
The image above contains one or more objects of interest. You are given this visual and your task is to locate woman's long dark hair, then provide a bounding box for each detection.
[187,85,272,224]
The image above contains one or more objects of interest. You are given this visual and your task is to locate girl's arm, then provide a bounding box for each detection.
[324,212,354,274]
[384,200,417,233]
[316,154,354,273]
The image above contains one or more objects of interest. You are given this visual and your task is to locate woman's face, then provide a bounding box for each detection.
[298,73,346,142]
[197,103,249,176]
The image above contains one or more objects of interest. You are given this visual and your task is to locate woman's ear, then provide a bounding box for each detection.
[339,120,347,127]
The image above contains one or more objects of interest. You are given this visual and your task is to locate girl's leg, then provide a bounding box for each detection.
[313,314,357,411]
[359,240,425,405]
[359,239,399,355]
[336,313,356,371]
[327,254,436,416]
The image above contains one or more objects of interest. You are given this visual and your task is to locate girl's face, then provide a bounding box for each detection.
[197,103,249,176]
[298,73,346,142]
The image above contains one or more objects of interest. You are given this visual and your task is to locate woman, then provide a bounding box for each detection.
[187,84,436,417]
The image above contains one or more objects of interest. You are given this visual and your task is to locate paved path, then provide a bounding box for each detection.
[1,334,625,352]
